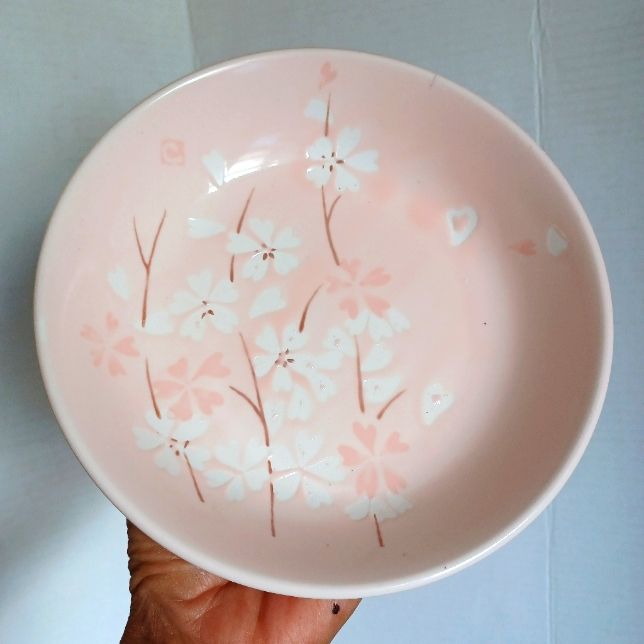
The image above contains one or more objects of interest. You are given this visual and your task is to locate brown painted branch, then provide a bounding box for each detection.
[376,390,406,421]
[145,358,161,419]
[298,284,323,332]
[324,93,331,137]
[184,454,205,503]
[321,187,340,266]
[229,385,262,423]
[374,513,384,547]
[354,336,365,414]
[327,194,341,224]
[229,188,255,283]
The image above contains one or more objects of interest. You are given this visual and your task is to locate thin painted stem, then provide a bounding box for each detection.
[184,453,205,503]
[133,210,167,327]
[298,284,323,332]
[322,187,341,266]
[236,332,275,536]
[229,188,255,282]
[376,390,406,420]
[374,514,384,547]
[354,336,365,414]
[324,93,331,137]
[327,194,341,223]
[145,358,161,419]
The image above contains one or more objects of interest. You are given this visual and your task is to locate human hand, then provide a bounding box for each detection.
[122,522,360,643]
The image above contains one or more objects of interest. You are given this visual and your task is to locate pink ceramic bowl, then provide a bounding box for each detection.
[35,50,612,598]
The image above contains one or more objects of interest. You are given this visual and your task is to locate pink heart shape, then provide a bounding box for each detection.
[339,297,359,319]
[167,357,189,380]
[193,388,224,415]
[195,353,229,379]
[510,239,537,256]
[384,431,409,454]
[354,422,376,453]
[319,61,337,89]
[112,336,139,357]
[338,445,364,467]
[384,467,407,493]
[360,267,390,287]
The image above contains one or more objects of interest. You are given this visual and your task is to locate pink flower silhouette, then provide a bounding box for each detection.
[80,313,139,376]
[327,260,409,341]
[153,353,229,420]
[338,421,409,498]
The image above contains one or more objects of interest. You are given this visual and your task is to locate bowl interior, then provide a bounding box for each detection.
[36,50,609,597]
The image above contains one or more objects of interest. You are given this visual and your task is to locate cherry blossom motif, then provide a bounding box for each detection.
[252,323,342,420]
[132,411,210,476]
[271,431,346,508]
[306,127,378,192]
[80,312,139,376]
[338,422,411,523]
[153,353,230,421]
[227,218,301,281]
[168,270,239,341]
[205,438,269,501]
[327,259,410,341]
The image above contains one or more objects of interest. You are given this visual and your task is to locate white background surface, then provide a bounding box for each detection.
[1,1,642,642]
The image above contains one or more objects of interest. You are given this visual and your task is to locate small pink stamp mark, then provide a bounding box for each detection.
[510,239,537,256]
[160,139,185,165]
[319,62,337,89]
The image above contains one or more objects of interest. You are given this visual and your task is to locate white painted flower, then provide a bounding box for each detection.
[132,411,210,476]
[271,431,346,508]
[227,218,300,281]
[249,286,287,319]
[306,127,378,192]
[252,323,342,420]
[168,270,239,341]
[205,438,269,501]
[346,493,411,522]
[202,149,226,187]
[345,307,410,342]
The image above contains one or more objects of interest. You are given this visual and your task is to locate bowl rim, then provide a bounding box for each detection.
[34,47,613,598]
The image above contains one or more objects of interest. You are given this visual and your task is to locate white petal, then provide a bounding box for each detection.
[282,323,307,351]
[547,225,568,256]
[307,455,346,483]
[209,306,238,334]
[304,99,333,124]
[346,309,369,336]
[272,366,293,392]
[188,217,225,239]
[248,218,275,246]
[253,354,275,378]
[387,307,410,333]
[421,382,455,426]
[387,493,412,515]
[306,164,331,187]
[446,207,478,247]
[302,478,332,509]
[107,266,129,300]
[335,127,362,159]
[174,417,209,441]
[209,279,239,304]
[287,384,312,420]
[155,448,181,476]
[226,477,245,501]
[264,399,285,438]
[244,467,269,492]
[270,443,297,472]
[372,497,397,521]
[345,149,379,173]
[185,445,210,471]
[168,290,199,315]
[132,426,165,450]
[324,326,356,357]
[295,431,323,466]
[308,371,337,402]
[334,165,360,192]
[145,411,174,437]
[306,136,333,161]
[179,309,207,341]
[361,344,393,372]
[242,253,269,281]
[214,441,242,470]
[205,468,234,487]
[368,313,393,341]
[202,149,226,186]
[273,251,299,276]
[243,437,269,469]
[249,287,286,319]
[187,270,213,299]
[273,471,301,502]
[227,232,258,254]
[273,227,300,250]
[313,351,343,370]
[139,310,174,335]
[255,326,280,354]
[363,375,402,404]
[346,496,370,520]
